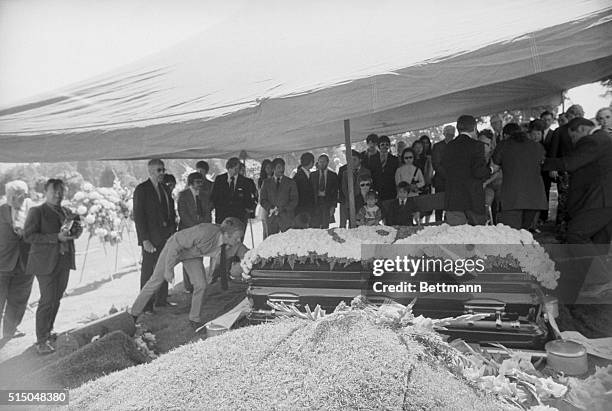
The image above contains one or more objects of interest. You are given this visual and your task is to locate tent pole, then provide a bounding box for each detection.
[344,119,356,228]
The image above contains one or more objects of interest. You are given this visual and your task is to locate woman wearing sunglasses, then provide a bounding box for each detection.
[356,175,374,211]
[395,148,425,196]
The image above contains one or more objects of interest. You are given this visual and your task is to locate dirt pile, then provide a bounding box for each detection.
[69,312,513,410]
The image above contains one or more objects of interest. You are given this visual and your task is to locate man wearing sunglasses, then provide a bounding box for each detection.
[133,159,177,313]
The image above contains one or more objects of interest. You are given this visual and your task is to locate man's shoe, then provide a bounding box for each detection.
[190,321,204,331]
[155,301,178,307]
[48,332,58,342]
[36,341,55,355]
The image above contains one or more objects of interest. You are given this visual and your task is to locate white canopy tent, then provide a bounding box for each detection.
[0,0,611,162]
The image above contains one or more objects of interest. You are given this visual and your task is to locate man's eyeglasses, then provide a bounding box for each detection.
[157,168,166,173]
[360,183,371,187]
[379,143,390,147]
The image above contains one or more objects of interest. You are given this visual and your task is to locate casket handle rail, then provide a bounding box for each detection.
[268,293,300,306]
[463,299,506,328]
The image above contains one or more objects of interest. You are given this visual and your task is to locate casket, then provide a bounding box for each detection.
[247,259,551,349]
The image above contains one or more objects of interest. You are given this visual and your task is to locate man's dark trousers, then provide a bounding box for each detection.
[140,240,169,311]
[0,266,34,338]
[35,254,70,344]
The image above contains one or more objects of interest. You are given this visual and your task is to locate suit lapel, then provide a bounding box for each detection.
[189,190,197,217]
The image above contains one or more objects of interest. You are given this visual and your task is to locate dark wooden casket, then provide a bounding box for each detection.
[247,258,551,349]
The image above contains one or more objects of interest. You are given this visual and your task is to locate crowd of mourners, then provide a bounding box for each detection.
[1,104,611,353]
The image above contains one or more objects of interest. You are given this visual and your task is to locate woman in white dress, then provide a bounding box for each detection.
[395,148,425,196]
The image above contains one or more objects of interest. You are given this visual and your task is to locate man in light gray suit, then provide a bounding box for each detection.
[130,218,245,329]
[177,172,213,293]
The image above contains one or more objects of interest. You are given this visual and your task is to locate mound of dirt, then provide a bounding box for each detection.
[16,330,150,390]
[69,312,514,410]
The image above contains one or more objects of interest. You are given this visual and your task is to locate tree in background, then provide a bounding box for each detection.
[99,166,116,187]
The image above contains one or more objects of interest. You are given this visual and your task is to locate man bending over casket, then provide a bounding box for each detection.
[130,217,246,329]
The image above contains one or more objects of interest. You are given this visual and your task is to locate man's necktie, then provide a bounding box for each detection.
[195,194,203,219]
[319,172,325,192]
[229,176,235,193]
[158,183,170,222]
[276,178,281,190]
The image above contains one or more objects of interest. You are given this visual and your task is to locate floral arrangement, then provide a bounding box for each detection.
[242,224,559,289]
[70,181,133,245]
[395,224,560,288]
[241,226,398,273]
[133,323,158,360]
[268,297,600,410]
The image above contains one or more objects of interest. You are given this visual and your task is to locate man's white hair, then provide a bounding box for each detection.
[5,180,29,198]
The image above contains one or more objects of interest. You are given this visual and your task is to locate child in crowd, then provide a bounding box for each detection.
[356,191,382,226]
[384,182,420,226]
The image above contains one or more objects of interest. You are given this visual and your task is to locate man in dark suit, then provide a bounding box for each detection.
[0,181,33,342]
[361,133,382,193]
[377,136,400,201]
[238,162,258,220]
[441,115,491,226]
[23,179,82,355]
[211,157,257,225]
[293,152,315,222]
[543,118,612,244]
[260,158,299,235]
[549,105,584,228]
[194,160,214,222]
[311,154,339,229]
[431,125,455,221]
[542,118,612,304]
[133,159,177,312]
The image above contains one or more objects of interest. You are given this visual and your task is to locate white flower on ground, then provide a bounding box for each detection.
[85,214,96,225]
[76,205,88,215]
